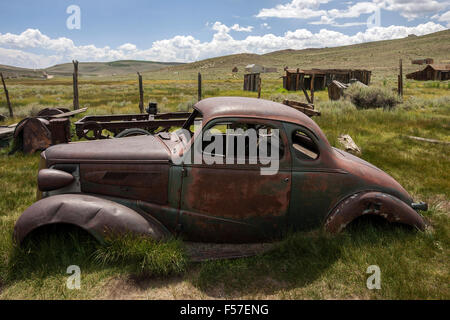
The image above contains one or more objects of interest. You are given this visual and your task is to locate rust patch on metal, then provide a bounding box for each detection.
[184,166,290,219]
[80,163,169,204]
[325,192,427,233]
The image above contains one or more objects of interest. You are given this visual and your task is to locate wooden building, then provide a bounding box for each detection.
[282,68,371,91]
[243,73,260,92]
[406,64,450,81]
[411,58,434,65]
[245,64,277,74]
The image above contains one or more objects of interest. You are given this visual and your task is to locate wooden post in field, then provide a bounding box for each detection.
[137,72,144,113]
[198,72,202,101]
[257,77,262,99]
[0,73,13,118]
[295,68,300,91]
[72,60,79,110]
[310,74,315,104]
[398,59,403,97]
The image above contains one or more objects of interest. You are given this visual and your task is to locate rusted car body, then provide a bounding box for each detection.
[14,97,427,244]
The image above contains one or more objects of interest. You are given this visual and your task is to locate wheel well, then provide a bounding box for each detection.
[20,223,99,247]
[344,214,415,232]
[325,191,426,233]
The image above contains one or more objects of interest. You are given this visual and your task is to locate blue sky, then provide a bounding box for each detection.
[0,0,448,68]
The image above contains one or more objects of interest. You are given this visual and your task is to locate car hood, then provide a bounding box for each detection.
[44,135,171,164]
[333,147,413,204]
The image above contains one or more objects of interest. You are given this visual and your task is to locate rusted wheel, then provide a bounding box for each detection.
[115,128,150,138]
[80,121,104,140]
[36,108,64,117]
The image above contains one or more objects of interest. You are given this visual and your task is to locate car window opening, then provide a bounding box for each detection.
[292,130,319,160]
[202,121,284,161]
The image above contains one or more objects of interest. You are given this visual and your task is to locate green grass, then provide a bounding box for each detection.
[0,75,448,299]
[194,215,449,299]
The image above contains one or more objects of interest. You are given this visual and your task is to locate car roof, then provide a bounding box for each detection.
[194,97,329,144]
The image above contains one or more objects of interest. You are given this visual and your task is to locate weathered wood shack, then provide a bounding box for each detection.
[245,64,277,74]
[412,58,434,65]
[243,73,260,92]
[406,64,450,81]
[282,68,371,91]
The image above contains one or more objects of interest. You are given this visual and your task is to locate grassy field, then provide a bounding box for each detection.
[0,74,448,299]
[0,30,449,299]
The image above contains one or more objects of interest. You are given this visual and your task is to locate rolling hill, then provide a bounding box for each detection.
[0,60,184,79]
[45,60,184,77]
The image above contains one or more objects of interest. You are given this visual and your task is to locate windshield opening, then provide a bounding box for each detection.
[182,109,201,130]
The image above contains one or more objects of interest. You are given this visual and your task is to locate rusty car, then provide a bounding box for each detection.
[14,97,428,245]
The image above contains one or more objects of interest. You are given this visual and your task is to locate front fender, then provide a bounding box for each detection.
[324,192,427,233]
[14,194,170,244]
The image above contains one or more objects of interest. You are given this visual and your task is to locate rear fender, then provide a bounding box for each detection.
[13,194,170,244]
[324,192,427,233]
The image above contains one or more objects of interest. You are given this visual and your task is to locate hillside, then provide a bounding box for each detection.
[147,29,450,80]
[0,60,183,78]
[0,64,47,79]
[45,60,183,77]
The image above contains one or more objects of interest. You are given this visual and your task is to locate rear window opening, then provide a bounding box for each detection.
[292,130,319,160]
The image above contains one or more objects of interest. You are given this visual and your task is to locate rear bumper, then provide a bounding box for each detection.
[411,201,428,211]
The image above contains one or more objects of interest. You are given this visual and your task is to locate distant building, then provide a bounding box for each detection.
[282,68,371,91]
[406,64,450,81]
[412,58,434,65]
[245,64,264,73]
[232,66,238,73]
[42,72,54,80]
[245,64,277,74]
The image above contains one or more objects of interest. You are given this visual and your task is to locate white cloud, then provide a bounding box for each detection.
[435,10,450,27]
[310,15,367,27]
[230,24,254,32]
[257,0,450,23]
[376,0,449,20]
[261,23,271,30]
[0,47,62,69]
[0,22,445,68]
[118,43,137,51]
[256,0,330,19]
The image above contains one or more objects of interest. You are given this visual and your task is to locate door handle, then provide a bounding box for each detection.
[284,177,289,183]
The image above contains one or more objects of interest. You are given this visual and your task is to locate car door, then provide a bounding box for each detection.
[284,122,359,231]
[178,117,292,243]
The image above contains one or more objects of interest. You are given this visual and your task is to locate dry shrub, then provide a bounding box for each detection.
[345,84,399,110]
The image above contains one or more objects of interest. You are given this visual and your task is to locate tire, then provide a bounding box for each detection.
[115,128,150,138]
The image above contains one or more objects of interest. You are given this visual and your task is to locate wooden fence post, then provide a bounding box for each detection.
[0,73,13,117]
[398,59,403,97]
[257,77,262,98]
[310,74,315,104]
[198,72,202,101]
[137,72,144,113]
[72,60,79,110]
